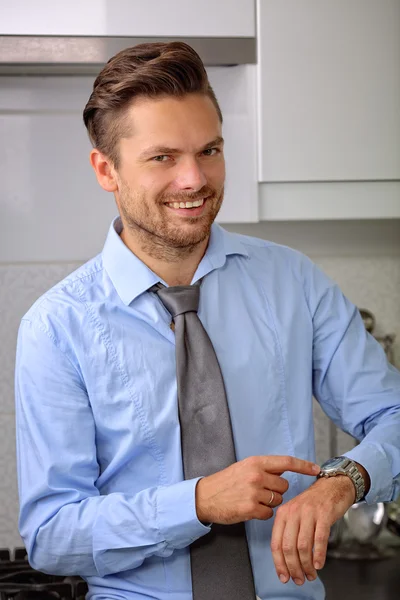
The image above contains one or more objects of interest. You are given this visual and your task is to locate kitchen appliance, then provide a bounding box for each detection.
[386,498,400,538]
[327,502,395,560]
[0,548,88,600]
[344,502,387,543]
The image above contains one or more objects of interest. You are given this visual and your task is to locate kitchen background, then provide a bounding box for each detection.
[0,0,399,595]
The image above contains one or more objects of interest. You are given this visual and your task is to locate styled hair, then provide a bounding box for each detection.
[83,41,223,168]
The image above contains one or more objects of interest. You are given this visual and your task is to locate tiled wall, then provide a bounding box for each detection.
[0,262,80,550]
[0,246,399,550]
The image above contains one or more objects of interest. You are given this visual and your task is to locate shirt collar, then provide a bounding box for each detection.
[102,216,249,306]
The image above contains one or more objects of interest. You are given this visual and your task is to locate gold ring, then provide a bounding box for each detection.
[268,490,275,506]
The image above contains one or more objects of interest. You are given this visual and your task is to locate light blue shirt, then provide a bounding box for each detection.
[15,216,400,600]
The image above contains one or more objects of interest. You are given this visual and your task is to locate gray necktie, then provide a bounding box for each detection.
[152,281,256,600]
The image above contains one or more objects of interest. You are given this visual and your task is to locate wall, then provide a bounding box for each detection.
[0,219,399,549]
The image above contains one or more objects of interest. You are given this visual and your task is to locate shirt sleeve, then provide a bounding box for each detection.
[308,261,400,504]
[15,318,210,578]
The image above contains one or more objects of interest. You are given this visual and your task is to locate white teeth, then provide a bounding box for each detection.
[166,198,205,209]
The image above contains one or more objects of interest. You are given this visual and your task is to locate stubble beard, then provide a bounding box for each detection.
[118,183,224,262]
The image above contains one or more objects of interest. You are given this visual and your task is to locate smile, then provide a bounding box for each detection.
[165,198,205,209]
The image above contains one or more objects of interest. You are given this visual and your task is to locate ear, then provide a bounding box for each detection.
[89,149,118,192]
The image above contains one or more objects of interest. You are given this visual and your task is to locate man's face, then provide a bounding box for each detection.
[114,93,225,249]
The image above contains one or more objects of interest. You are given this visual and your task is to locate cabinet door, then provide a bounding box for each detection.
[210,66,259,224]
[257,0,400,182]
[1,0,255,37]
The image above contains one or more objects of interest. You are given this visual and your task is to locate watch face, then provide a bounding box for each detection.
[322,457,346,469]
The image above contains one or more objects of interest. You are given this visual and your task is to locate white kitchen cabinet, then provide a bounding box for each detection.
[0,0,255,37]
[0,66,258,262]
[257,0,400,183]
[259,181,400,220]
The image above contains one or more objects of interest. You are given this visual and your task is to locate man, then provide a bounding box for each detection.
[15,41,400,600]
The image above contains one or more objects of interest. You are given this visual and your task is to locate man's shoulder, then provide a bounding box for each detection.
[22,253,105,329]
[222,227,313,270]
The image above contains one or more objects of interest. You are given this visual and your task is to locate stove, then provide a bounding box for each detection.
[0,548,88,600]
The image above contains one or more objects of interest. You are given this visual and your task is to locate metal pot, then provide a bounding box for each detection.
[344,502,387,543]
[386,499,400,537]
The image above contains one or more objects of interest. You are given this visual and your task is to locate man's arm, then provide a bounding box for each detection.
[15,318,210,577]
[310,262,400,504]
[270,258,400,587]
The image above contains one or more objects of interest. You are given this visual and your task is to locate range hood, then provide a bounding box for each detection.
[0,36,256,75]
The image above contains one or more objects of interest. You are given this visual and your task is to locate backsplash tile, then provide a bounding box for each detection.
[0,413,22,549]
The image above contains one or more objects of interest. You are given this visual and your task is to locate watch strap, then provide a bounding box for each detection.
[318,457,366,502]
[345,459,365,502]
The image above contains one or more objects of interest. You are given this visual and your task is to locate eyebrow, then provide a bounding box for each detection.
[138,136,224,160]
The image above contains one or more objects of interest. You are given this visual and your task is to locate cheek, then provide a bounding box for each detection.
[142,172,171,199]
[207,160,225,186]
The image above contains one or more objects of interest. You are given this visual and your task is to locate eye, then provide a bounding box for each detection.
[202,148,220,156]
[152,155,170,162]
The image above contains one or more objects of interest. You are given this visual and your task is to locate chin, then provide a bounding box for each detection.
[164,223,211,248]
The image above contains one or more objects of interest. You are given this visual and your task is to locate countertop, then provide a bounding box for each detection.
[319,551,400,599]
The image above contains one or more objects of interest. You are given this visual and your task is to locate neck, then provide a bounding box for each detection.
[120,225,209,287]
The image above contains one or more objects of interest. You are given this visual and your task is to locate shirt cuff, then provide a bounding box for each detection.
[344,443,394,504]
[157,477,211,550]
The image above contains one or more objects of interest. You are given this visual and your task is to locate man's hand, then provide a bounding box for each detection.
[195,455,320,524]
[270,475,356,586]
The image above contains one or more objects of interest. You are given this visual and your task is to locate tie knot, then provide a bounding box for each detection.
[151,283,200,319]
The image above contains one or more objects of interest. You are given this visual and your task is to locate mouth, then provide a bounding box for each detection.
[164,196,209,217]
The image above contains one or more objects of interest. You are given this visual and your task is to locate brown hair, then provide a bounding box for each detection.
[83,41,223,169]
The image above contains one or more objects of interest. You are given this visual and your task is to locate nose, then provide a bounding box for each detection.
[174,156,207,192]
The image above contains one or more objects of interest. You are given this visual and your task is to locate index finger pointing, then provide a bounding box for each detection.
[261,455,320,476]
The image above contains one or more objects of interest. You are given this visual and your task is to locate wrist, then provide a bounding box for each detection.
[315,471,356,503]
[195,478,211,524]
[318,456,368,503]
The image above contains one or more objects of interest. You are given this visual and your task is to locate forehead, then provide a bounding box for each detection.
[124,93,222,146]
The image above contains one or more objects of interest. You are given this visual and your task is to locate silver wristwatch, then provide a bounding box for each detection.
[317,456,365,503]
